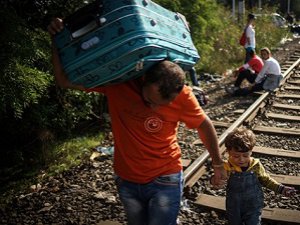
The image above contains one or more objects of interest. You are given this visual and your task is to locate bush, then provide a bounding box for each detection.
[0,8,102,169]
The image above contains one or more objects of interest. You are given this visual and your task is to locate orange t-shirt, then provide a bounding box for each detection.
[88,80,207,183]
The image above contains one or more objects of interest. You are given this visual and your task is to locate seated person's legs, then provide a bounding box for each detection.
[234,81,264,96]
[227,70,256,95]
[234,70,255,87]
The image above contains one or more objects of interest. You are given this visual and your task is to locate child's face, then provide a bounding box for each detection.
[228,148,252,167]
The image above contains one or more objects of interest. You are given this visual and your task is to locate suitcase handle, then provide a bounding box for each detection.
[68,16,106,39]
[175,13,190,32]
[64,0,104,39]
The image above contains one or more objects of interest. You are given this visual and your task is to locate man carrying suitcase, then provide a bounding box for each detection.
[49,18,226,225]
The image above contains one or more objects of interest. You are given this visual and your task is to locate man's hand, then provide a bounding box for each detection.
[210,165,227,189]
[48,18,64,36]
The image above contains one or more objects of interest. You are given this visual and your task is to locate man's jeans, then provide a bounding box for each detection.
[245,47,255,63]
[115,171,184,225]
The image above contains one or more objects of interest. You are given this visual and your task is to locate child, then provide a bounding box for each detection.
[214,127,296,225]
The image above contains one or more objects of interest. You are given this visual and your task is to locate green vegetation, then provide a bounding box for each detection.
[0,0,291,196]
[46,133,104,174]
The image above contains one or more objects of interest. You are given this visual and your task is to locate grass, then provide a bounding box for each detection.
[46,133,104,175]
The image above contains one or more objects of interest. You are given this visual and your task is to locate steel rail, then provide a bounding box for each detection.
[184,58,300,182]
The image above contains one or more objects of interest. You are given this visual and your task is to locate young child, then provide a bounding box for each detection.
[218,127,296,225]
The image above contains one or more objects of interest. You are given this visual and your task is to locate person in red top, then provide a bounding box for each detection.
[48,18,226,225]
[226,49,263,95]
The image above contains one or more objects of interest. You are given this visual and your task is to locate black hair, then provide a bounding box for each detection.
[144,61,185,100]
[248,13,256,20]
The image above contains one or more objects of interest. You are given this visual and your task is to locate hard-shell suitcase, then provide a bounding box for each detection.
[54,0,200,88]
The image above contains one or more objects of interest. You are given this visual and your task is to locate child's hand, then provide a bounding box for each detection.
[282,186,297,197]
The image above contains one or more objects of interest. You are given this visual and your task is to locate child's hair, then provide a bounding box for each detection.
[225,127,256,152]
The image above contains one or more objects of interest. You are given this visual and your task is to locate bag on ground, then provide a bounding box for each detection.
[263,74,283,91]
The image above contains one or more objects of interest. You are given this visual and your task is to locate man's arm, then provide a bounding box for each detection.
[196,117,227,186]
[48,18,85,90]
[51,45,85,90]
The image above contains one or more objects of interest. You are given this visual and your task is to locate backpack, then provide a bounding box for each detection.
[239,26,248,46]
[263,74,283,91]
[239,31,246,46]
[192,86,208,106]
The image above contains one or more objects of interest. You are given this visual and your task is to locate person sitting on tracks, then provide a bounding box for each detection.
[228,47,283,96]
[219,127,297,225]
[226,49,264,95]
[48,17,227,225]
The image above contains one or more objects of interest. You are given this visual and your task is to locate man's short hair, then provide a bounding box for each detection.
[144,60,185,100]
[248,13,256,20]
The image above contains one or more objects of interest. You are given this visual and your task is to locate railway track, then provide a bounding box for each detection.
[181,49,300,224]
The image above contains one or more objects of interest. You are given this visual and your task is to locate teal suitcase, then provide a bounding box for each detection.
[54,0,200,88]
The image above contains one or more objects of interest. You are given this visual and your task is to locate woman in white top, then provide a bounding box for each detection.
[254,47,282,91]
